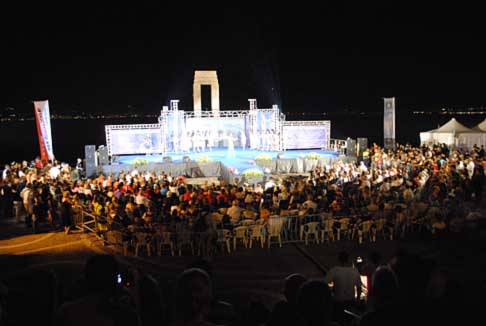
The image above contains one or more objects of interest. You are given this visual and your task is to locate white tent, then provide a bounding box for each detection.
[419,118,486,148]
[473,118,486,132]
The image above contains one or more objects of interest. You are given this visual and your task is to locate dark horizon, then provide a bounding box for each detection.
[1,2,486,115]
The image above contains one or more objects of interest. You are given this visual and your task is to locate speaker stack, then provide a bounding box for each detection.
[84,145,97,178]
[98,146,109,166]
[357,138,368,159]
[346,138,357,157]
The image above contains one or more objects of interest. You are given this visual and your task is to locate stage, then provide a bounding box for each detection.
[97,149,350,185]
[94,71,346,183]
[116,148,339,173]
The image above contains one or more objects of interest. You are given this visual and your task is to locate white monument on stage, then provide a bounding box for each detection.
[193,70,220,117]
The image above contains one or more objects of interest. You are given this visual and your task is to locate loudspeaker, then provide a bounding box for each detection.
[84,145,97,177]
[182,156,192,163]
[357,138,368,157]
[346,138,357,157]
[163,156,172,163]
[98,146,109,166]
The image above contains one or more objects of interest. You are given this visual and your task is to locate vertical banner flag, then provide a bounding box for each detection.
[383,97,396,149]
[33,100,55,162]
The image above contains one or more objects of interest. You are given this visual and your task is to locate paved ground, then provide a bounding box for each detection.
[1,216,485,317]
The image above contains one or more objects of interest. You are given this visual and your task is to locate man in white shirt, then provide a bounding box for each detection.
[324,251,362,322]
[226,200,242,225]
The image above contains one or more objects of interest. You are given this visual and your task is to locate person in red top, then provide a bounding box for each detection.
[35,157,43,169]
[183,189,192,202]
[216,189,229,205]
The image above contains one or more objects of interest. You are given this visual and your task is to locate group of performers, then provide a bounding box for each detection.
[170,128,279,153]
[177,130,242,153]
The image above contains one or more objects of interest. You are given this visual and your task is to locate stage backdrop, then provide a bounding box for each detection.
[282,121,330,150]
[184,117,245,147]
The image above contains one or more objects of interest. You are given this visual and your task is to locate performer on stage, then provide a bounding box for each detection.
[240,131,246,150]
[226,132,235,159]
[191,131,197,153]
[139,134,152,154]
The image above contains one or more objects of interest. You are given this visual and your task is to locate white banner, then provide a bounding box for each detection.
[33,100,55,161]
[384,97,396,148]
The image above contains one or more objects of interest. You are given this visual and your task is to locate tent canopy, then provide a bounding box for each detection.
[473,118,486,132]
[420,118,486,148]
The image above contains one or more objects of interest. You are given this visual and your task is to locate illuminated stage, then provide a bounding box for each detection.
[116,148,339,174]
[94,70,345,183]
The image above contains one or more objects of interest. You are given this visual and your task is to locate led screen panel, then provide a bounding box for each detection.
[109,127,162,155]
[283,124,328,149]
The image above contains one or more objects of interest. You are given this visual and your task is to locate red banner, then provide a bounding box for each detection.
[33,100,54,162]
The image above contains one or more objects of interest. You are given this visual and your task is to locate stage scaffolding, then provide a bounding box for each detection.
[105,101,332,157]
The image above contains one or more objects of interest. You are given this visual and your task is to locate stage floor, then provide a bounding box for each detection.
[116,149,339,174]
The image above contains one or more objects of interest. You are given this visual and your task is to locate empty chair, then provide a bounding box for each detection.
[372,218,386,241]
[177,227,194,256]
[216,229,232,254]
[105,230,129,256]
[301,222,320,245]
[267,217,287,248]
[320,218,335,243]
[134,232,153,256]
[336,217,350,241]
[248,224,265,248]
[157,231,174,256]
[233,226,249,250]
[358,220,373,244]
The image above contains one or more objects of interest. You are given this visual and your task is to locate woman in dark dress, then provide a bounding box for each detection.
[60,192,73,234]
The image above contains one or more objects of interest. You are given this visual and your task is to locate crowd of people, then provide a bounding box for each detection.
[0,249,475,326]
[1,142,485,325]
[1,143,484,243]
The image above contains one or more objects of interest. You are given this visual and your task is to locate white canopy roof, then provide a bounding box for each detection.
[430,118,476,134]
[473,118,486,132]
[420,118,486,148]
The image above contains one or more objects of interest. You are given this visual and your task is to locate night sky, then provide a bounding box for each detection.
[1,2,485,115]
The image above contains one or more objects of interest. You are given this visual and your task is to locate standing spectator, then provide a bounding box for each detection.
[324,251,362,323]
[60,192,74,234]
[21,183,34,228]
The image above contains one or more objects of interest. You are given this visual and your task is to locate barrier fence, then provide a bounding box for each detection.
[73,206,423,256]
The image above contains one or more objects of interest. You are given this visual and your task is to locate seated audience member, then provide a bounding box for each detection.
[297,280,333,326]
[360,266,400,326]
[174,268,216,326]
[268,273,307,326]
[55,254,139,326]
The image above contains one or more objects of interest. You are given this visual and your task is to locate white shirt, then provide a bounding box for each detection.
[264,180,276,190]
[324,265,362,302]
[49,166,61,179]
